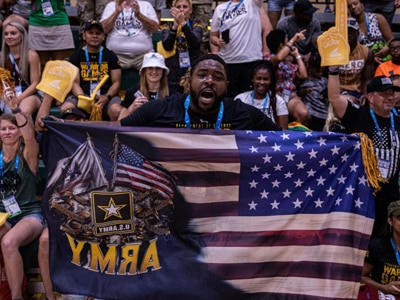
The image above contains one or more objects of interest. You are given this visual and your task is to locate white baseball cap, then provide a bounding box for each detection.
[140,52,169,75]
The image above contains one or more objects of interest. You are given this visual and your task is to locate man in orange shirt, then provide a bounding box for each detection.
[375,38,400,77]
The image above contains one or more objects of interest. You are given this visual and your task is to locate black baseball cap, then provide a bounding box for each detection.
[84,20,104,32]
[61,108,87,120]
[294,0,318,14]
[366,76,393,93]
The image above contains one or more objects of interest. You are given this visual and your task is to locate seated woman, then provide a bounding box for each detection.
[361,200,400,297]
[348,0,394,64]
[235,60,288,129]
[0,21,42,116]
[160,0,203,94]
[0,85,44,300]
[118,52,169,120]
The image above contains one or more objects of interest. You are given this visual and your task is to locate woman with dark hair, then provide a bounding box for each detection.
[235,60,288,129]
[361,200,400,296]
[266,28,310,127]
[0,86,44,300]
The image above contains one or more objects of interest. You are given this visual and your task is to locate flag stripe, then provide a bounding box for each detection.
[188,213,374,233]
[208,261,363,282]
[173,171,239,186]
[177,186,238,205]
[201,228,368,248]
[228,277,360,299]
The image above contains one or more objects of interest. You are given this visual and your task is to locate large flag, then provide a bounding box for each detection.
[40,121,375,300]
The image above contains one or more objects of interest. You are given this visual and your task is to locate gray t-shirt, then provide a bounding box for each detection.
[277,15,322,55]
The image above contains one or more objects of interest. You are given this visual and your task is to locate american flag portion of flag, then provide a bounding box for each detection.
[113,143,176,199]
[122,129,375,300]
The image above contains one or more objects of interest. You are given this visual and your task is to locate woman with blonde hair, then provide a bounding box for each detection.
[160,0,203,94]
[118,52,169,119]
[0,86,44,300]
[0,21,42,116]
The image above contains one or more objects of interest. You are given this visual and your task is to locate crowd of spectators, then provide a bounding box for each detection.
[1,0,400,298]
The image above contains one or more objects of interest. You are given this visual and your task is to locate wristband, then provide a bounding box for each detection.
[106,94,112,101]
[285,44,293,51]
[17,119,27,128]
[295,55,302,60]
[328,66,340,75]
[11,107,21,114]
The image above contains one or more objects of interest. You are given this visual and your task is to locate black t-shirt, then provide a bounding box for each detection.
[365,236,400,285]
[69,47,121,96]
[120,94,281,131]
[340,102,400,203]
[123,84,158,108]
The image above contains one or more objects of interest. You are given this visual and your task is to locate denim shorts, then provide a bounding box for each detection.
[267,0,295,12]
[7,212,45,228]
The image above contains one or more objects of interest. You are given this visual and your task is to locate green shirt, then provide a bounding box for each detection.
[29,0,70,26]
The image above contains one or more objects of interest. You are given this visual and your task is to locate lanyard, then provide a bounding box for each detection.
[85,46,103,83]
[0,151,19,197]
[365,13,370,33]
[251,91,269,113]
[9,53,21,78]
[393,108,399,116]
[184,95,224,129]
[369,108,397,147]
[391,237,400,265]
[221,0,245,27]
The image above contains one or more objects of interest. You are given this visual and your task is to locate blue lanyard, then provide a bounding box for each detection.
[251,91,269,113]
[393,108,399,116]
[0,151,19,197]
[391,237,400,265]
[9,53,21,78]
[84,46,103,83]
[184,95,224,129]
[365,13,370,33]
[221,0,245,26]
[369,108,397,146]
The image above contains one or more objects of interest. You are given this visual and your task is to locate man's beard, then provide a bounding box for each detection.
[189,89,226,114]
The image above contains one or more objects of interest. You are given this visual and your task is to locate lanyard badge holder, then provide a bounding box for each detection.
[41,0,54,17]
[0,152,21,218]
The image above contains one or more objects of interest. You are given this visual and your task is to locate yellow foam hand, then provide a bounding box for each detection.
[317,0,349,66]
[77,75,109,114]
[0,212,9,227]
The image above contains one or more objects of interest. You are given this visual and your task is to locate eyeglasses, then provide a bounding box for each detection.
[376,90,394,97]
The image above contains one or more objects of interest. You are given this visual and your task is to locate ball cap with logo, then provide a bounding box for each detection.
[84,20,104,32]
[367,76,393,93]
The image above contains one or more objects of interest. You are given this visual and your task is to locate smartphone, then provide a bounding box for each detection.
[134,90,145,98]
[221,29,230,44]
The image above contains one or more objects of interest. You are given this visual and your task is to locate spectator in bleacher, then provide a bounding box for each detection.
[60,20,122,121]
[267,0,295,30]
[277,0,322,59]
[119,51,169,119]
[338,17,374,101]
[191,0,212,53]
[391,74,400,116]
[77,0,113,29]
[0,86,45,300]
[159,0,202,94]
[0,21,42,116]
[100,0,159,71]
[267,29,310,126]
[142,0,166,21]
[375,38,400,77]
[348,0,394,65]
[3,0,30,28]
[297,51,329,131]
[210,0,266,98]
[235,60,289,129]
[28,0,75,70]
[361,0,398,25]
